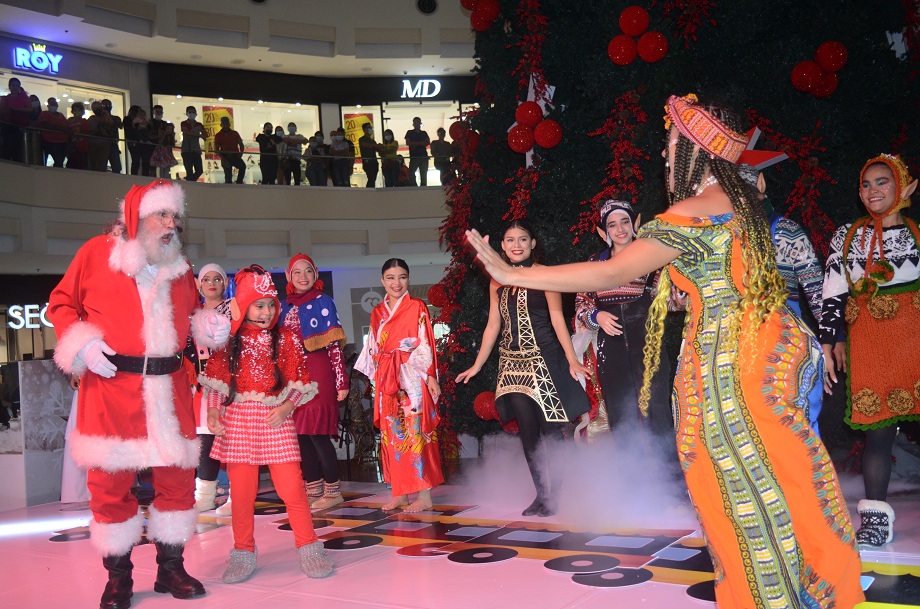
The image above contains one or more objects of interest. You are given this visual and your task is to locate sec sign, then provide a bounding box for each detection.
[7,304,54,329]
[13,43,63,75]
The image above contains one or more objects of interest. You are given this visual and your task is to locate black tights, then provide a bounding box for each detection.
[863,424,898,501]
[506,393,563,497]
[197,434,221,480]
[298,434,339,483]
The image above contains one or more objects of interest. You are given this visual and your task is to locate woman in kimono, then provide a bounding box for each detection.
[357,258,443,512]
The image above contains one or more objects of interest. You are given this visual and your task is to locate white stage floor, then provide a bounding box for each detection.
[1,477,919,609]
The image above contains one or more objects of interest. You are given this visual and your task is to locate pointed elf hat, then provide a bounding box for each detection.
[229,265,280,335]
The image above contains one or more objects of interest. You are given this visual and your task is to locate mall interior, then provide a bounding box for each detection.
[1,2,919,609]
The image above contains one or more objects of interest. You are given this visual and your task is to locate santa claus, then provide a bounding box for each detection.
[48,180,230,609]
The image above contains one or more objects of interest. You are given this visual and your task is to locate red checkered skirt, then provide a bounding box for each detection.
[210,399,301,465]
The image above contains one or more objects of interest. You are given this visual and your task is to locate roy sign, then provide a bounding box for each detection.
[13,43,63,75]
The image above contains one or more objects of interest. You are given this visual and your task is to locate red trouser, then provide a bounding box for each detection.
[87,466,194,524]
[227,461,318,552]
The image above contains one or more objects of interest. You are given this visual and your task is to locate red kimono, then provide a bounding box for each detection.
[356,294,443,496]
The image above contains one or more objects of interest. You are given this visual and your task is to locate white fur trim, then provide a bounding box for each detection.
[119,182,186,218]
[54,321,105,375]
[197,376,318,407]
[90,509,145,556]
[71,428,200,471]
[190,308,230,351]
[857,499,895,523]
[147,506,197,546]
[107,235,190,279]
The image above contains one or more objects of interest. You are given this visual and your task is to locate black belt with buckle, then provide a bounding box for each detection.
[105,353,183,375]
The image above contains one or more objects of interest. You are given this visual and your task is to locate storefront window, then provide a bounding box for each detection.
[340,105,383,187]
[0,71,127,169]
[381,100,459,187]
[151,94,320,184]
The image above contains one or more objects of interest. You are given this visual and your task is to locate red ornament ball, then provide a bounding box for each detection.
[427,284,449,308]
[507,124,535,153]
[815,41,848,73]
[500,418,520,433]
[607,34,637,66]
[515,101,544,128]
[467,130,481,152]
[449,120,470,140]
[619,6,650,37]
[637,31,668,63]
[473,391,499,421]
[470,11,494,32]
[812,72,839,98]
[791,60,823,93]
[474,0,500,21]
[534,119,562,149]
[460,0,480,10]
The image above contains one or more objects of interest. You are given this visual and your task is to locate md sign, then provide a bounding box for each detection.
[400,79,441,99]
[13,43,63,75]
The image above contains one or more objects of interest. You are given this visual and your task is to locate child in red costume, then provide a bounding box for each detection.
[199,265,334,583]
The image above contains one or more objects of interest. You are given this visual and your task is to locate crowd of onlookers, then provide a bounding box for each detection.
[1,78,458,188]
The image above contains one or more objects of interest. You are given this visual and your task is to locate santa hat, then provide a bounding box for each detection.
[286,253,324,294]
[119,180,185,239]
[229,265,280,335]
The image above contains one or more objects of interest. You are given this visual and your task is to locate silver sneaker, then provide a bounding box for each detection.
[222,547,257,584]
[297,541,334,578]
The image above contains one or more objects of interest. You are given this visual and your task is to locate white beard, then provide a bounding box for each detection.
[138,225,181,266]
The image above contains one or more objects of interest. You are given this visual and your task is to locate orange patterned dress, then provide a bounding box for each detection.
[639,213,864,609]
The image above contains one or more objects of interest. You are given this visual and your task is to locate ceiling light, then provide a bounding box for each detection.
[295,102,301,107]
[218,97,224,101]
[67,98,73,102]
[356,104,362,108]
[176,95,182,99]
[258,100,264,104]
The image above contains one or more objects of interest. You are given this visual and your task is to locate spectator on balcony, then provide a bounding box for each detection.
[380,129,399,188]
[86,101,119,172]
[180,106,206,182]
[100,99,123,173]
[430,127,454,186]
[282,122,308,186]
[130,107,155,177]
[151,122,178,178]
[304,131,329,186]
[0,77,31,162]
[66,102,89,170]
[35,97,70,168]
[329,127,354,187]
[404,117,430,186]
[256,122,278,185]
[214,116,246,184]
[358,123,379,188]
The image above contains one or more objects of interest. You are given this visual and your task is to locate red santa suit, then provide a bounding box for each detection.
[48,181,225,557]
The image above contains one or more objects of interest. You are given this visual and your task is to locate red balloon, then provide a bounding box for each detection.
[473,391,499,421]
[460,0,480,10]
[812,72,839,98]
[607,34,637,66]
[791,60,824,93]
[534,119,562,149]
[507,124,534,153]
[467,130,481,152]
[815,41,848,73]
[470,12,494,32]
[475,0,500,21]
[500,418,520,433]
[619,6,650,37]
[427,284,449,308]
[515,101,543,128]
[637,31,668,63]
[449,120,470,140]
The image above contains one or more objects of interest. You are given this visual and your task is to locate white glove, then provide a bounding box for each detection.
[78,339,117,378]
[205,312,231,345]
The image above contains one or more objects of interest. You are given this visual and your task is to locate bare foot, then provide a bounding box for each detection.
[402,489,433,513]
[382,495,408,511]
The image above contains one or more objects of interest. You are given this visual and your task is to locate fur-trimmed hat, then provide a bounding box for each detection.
[119,180,185,239]
[229,265,280,335]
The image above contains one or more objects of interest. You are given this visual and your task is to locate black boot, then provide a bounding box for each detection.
[100,552,134,609]
[522,451,556,517]
[153,543,206,599]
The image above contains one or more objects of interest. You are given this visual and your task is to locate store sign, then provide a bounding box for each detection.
[13,43,63,75]
[7,304,53,329]
[400,79,441,99]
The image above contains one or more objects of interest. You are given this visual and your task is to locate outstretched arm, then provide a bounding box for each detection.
[455,281,502,383]
[466,229,681,294]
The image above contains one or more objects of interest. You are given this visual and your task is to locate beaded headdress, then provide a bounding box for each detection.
[597,199,638,236]
[664,94,749,164]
